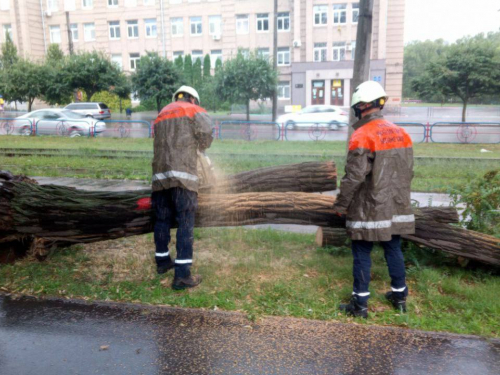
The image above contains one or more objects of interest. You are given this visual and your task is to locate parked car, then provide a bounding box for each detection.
[64,102,111,119]
[277,105,349,131]
[16,109,105,137]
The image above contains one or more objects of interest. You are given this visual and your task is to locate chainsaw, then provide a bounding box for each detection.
[197,151,217,190]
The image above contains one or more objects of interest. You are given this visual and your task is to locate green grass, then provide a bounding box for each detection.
[0,137,498,192]
[1,229,499,337]
[401,103,500,108]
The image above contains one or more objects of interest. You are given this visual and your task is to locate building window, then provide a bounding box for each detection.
[192,50,203,63]
[108,0,118,6]
[111,54,123,70]
[333,4,347,24]
[144,0,154,4]
[49,25,61,43]
[352,3,359,23]
[82,0,93,9]
[314,43,327,62]
[277,47,290,66]
[190,17,202,35]
[210,49,222,68]
[332,42,346,61]
[351,41,356,59]
[109,21,121,40]
[84,23,95,41]
[258,48,270,60]
[171,17,183,36]
[145,19,157,37]
[209,15,221,36]
[236,15,249,34]
[173,51,184,58]
[256,13,269,32]
[127,20,139,38]
[3,24,12,40]
[278,81,290,100]
[129,53,140,70]
[70,23,78,42]
[47,0,58,12]
[277,12,290,31]
[313,5,328,26]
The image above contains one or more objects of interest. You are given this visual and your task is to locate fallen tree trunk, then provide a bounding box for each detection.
[201,161,337,194]
[316,228,349,247]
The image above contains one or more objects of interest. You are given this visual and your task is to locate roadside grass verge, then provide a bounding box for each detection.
[1,228,498,337]
[0,140,498,192]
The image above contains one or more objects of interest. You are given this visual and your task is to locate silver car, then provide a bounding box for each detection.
[277,105,349,131]
[64,102,111,120]
[16,109,105,137]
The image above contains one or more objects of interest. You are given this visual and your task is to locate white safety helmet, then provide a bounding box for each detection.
[351,81,388,108]
[172,85,201,104]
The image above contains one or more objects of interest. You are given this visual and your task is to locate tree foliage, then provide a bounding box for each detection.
[63,51,123,100]
[4,59,45,111]
[183,54,193,86]
[46,44,65,64]
[131,52,180,113]
[192,58,202,90]
[215,50,277,120]
[412,34,500,121]
[0,33,19,70]
[203,54,211,80]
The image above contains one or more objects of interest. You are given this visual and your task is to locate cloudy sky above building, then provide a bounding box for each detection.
[405,0,500,43]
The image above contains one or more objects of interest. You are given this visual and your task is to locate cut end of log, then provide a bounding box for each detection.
[316,227,349,248]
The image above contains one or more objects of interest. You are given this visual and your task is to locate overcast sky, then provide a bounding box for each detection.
[404,0,500,43]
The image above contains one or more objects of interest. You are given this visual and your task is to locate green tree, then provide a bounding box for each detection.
[183,54,193,86]
[215,50,277,120]
[131,52,180,113]
[192,58,202,90]
[174,55,184,73]
[0,33,19,70]
[63,51,122,100]
[46,44,65,63]
[4,59,45,111]
[203,54,211,80]
[215,58,222,73]
[412,35,500,121]
[403,39,447,99]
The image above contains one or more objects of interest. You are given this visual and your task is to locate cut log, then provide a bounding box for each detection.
[316,228,349,247]
[200,161,337,194]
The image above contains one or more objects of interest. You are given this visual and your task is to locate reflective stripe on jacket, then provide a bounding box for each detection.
[333,112,415,242]
[152,101,213,193]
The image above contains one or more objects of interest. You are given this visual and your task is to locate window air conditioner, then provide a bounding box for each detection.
[45,10,52,17]
[293,40,301,48]
[212,34,221,41]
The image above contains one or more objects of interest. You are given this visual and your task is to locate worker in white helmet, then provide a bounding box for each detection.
[151,86,213,290]
[333,81,415,318]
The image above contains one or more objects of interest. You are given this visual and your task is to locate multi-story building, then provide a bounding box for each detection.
[0,0,405,109]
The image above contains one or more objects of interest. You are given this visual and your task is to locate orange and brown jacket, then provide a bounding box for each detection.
[333,112,415,242]
[152,101,213,193]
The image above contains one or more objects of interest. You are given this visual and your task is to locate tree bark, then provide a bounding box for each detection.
[316,227,349,247]
[201,161,337,194]
[462,99,468,122]
[246,99,250,121]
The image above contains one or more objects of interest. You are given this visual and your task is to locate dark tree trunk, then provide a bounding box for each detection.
[462,99,468,122]
[246,99,250,121]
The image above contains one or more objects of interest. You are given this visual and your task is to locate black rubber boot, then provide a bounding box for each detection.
[172,275,202,290]
[339,296,368,318]
[385,291,407,312]
[157,261,175,275]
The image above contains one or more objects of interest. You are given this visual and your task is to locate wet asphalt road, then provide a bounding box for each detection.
[1,295,499,375]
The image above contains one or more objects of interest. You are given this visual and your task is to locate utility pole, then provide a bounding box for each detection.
[346,0,374,152]
[65,12,74,56]
[271,0,278,122]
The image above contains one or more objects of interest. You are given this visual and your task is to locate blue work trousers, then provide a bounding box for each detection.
[351,235,407,304]
[152,188,197,279]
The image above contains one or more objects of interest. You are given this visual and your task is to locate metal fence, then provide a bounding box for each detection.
[218,121,281,141]
[1,117,499,144]
[430,122,500,144]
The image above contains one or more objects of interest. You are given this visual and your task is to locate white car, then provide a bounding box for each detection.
[16,109,105,137]
[277,105,349,131]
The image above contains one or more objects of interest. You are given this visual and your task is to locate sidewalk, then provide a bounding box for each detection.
[1,294,498,375]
